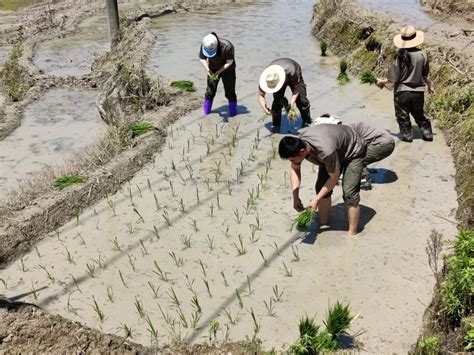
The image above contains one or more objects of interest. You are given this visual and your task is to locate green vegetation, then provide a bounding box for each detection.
[320,41,328,56]
[54,176,85,190]
[359,71,376,84]
[131,122,152,137]
[0,44,31,101]
[209,73,219,82]
[336,59,349,84]
[170,80,196,92]
[414,336,442,354]
[293,208,314,230]
[289,302,353,353]
[0,0,42,11]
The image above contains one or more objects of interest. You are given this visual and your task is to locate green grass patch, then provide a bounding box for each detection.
[414,336,442,354]
[359,71,377,84]
[0,0,42,11]
[131,122,152,137]
[54,176,85,190]
[170,80,196,92]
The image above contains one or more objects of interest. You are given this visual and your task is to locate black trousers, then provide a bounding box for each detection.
[271,80,311,126]
[204,69,237,102]
[394,91,431,130]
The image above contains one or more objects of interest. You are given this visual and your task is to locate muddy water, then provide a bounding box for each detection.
[34,14,110,76]
[0,89,103,196]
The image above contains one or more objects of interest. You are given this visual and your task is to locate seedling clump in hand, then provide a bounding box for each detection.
[293,208,314,230]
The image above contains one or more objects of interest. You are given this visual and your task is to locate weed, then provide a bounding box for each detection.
[92,296,105,322]
[171,80,196,92]
[426,229,443,285]
[337,59,350,84]
[320,41,328,56]
[54,175,84,189]
[272,285,284,302]
[415,336,441,353]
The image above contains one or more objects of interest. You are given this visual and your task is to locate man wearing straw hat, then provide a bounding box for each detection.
[258,58,312,133]
[377,25,435,142]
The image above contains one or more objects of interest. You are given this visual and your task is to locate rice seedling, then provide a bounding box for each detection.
[127,254,137,272]
[0,278,8,290]
[176,306,188,328]
[206,141,212,155]
[293,208,314,230]
[216,192,222,209]
[206,234,215,252]
[184,274,195,293]
[136,184,143,198]
[107,286,114,303]
[75,208,81,226]
[167,286,180,307]
[227,180,233,195]
[272,285,284,302]
[147,178,152,191]
[320,41,328,56]
[107,199,116,216]
[30,281,39,302]
[198,259,207,278]
[185,163,194,179]
[233,234,246,256]
[224,308,240,325]
[134,297,145,318]
[131,122,152,137]
[159,305,174,326]
[259,250,268,267]
[153,261,170,282]
[208,320,220,342]
[272,242,280,256]
[250,308,261,335]
[281,261,293,277]
[209,203,214,217]
[171,80,196,92]
[127,186,134,206]
[247,275,252,295]
[153,225,160,240]
[178,198,186,213]
[133,207,145,223]
[86,262,96,278]
[39,265,55,283]
[119,270,128,288]
[224,225,230,238]
[236,289,244,308]
[249,225,259,243]
[191,310,202,329]
[212,160,223,183]
[19,257,28,272]
[287,107,298,124]
[145,315,159,342]
[67,294,78,315]
[54,175,85,189]
[34,245,42,258]
[337,59,349,84]
[203,279,212,298]
[244,198,253,215]
[92,296,105,322]
[154,193,160,211]
[220,270,229,287]
[148,281,160,299]
[291,245,301,262]
[120,323,134,339]
[359,70,377,84]
[180,234,192,249]
[176,170,187,185]
[69,274,82,293]
[111,236,122,252]
[139,239,149,256]
[233,208,243,224]
[191,219,199,233]
[169,181,176,197]
[324,302,353,339]
[254,214,262,230]
[264,298,276,317]
[204,177,212,191]
[95,217,100,230]
[94,255,105,269]
[198,122,203,134]
[126,222,135,235]
[162,210,172,227]
[169,251,184,267]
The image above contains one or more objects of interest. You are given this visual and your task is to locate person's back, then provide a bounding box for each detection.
[349,122,395,146]
[388,48,428,92]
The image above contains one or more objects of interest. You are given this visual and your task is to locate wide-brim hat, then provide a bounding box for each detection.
[259,64,286,94]
[393,25,424,49]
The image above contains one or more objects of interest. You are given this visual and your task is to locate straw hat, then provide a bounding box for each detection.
[259,64,286,93]
[393,25,424,49]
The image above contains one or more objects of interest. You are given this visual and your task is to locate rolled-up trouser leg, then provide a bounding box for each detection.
[342,157,365,206]
[295,80,311,124]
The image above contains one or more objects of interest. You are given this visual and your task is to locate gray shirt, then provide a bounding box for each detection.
[349,122,395,146]
[388,48,429,92]
[299,124,366,173]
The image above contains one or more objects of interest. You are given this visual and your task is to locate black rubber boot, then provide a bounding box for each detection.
[399,125,413,142]
[419,121,433,142]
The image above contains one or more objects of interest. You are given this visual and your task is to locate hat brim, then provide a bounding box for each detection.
[393,30,424,49]
[259,65,286,94]
[202,47,217,58]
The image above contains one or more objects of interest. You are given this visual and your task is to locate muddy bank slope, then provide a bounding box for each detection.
[311,0,473,229]
[420,0,474,22]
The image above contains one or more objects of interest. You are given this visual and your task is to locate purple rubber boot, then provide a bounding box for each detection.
[228,101,237,117]
[203,99,213,115]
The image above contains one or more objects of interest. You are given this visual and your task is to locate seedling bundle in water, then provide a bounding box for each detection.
[170,80,196,92]
[320,41,328,56]
[336,59,349,84]
[131,122,152,137]
[359,71,376,84]
[292,208,313,230]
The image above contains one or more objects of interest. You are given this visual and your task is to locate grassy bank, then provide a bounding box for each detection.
[311,0,473,351]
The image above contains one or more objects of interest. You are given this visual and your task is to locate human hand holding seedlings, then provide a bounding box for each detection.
[376,78,390,89]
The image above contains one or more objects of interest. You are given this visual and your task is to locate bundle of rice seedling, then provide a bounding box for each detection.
[292,208,314,230]
[209,73,219,82]
[320,41,328,56]
[336,59,349,84]
[287,108,298,123]
[131,122,152,137]
[359,71,376,84]
[323,301,353,339]
[258,112,271,122]
[170,80,196,92]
